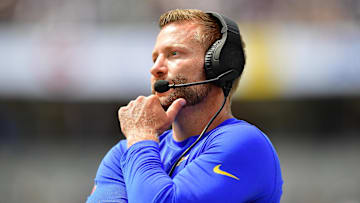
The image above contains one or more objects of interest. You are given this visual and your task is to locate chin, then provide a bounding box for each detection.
[155,88,174,96]
[155,92,167,97]
[158,94,171,104]
[160,100,171,111]
[159,93,177,111]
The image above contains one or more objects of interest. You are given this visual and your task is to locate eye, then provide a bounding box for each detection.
[152,55,158,63]
[170,51,178,56]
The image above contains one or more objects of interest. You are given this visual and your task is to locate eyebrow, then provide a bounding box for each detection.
[152,44,189,61]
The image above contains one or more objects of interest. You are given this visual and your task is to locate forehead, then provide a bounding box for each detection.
[154,22,202,50]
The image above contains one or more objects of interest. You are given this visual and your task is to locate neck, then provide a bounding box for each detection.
[171,87,233,142]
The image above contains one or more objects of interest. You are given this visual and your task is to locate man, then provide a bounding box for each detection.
[87,9,283,203]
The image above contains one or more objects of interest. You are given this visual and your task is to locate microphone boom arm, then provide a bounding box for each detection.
[170,69,234,88]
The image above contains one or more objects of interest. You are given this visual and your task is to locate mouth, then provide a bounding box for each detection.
[153,87,173,96]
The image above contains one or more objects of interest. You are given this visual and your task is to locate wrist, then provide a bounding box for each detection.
[126,130,159,148]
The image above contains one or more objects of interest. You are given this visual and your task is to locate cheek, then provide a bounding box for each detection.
[182,58,205,76]
[189,57,206,80]
[167,54,205,81]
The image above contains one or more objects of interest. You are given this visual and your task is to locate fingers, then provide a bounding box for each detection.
[129,96,145,106]
[119,95,185,126]
[118,96,145,116]
[166,98,186,122]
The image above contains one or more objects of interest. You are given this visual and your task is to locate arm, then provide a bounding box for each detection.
[117,95,282,202]
[87,94,185,203]
[86,141,128,203]
[120,125,282,203]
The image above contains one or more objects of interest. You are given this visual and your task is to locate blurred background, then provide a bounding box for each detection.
[0,0,359,202]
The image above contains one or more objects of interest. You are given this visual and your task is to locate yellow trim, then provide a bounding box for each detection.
[213,164,240,180]
[176,155,189,166]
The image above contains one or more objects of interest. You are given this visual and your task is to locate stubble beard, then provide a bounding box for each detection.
[156,75,212,111]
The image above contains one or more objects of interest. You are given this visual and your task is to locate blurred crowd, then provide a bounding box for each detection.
[0,0,359,24]
[1,1,359,203]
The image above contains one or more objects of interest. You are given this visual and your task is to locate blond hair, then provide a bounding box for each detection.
[159,9,221,50]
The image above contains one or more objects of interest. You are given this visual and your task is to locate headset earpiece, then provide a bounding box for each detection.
[204,40,222,81]
[204,12,245,90]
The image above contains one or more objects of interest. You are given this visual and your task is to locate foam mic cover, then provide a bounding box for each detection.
[154,80,170,93]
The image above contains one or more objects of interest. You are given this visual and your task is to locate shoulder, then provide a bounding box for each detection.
[205,119,279,168]
[100,140,128,165]
[94,140,128,182]
[105,140,128,159]
[208,119,269,148]
[204,119,283,196]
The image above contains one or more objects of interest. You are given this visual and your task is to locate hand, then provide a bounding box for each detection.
[118,95,186,148]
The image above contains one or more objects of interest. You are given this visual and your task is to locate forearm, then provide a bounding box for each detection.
[119,127,274,203]
[121,141,175,202]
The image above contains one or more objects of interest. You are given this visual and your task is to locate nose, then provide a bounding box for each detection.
[150,54,168,78]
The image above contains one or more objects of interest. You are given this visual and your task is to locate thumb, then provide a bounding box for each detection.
[166,98,186,122]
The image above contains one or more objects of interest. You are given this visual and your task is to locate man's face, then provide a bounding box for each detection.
[151,22,212,110]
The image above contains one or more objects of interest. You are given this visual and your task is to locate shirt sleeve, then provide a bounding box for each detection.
[86,141,128,203]
[120,125,283,203]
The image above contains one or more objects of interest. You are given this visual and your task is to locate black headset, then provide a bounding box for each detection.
[204,12,245,95]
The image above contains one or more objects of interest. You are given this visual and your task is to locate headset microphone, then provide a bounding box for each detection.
[154,69,238,93]
[154,80,171,93]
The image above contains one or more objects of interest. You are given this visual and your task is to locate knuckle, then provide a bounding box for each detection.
[128,101,136,108]
[148,95,158,102]
[148,95,157,99]
[137,95,145,100]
